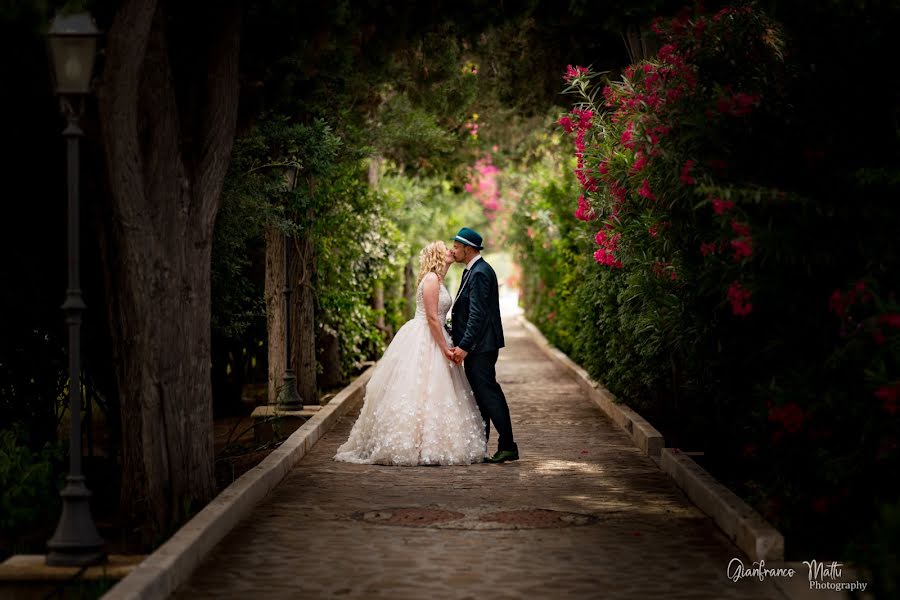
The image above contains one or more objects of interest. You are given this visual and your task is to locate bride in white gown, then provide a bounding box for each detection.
[334,241,487,466]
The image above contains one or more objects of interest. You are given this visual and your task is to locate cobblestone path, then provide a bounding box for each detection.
[175,318,788,600]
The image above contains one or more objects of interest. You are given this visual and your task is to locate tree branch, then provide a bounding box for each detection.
[196,0,243,234]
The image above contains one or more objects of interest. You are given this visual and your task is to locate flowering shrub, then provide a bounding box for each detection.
[512,1,900,571]
[464,152,502,221]
[558,3,786,317]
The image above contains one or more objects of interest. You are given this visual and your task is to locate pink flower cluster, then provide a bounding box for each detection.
[652,261,677,280]
[827,280,872,318]
[638,179,656,201]
[711,198,734,214]
[768,402,806,433]
[593,229,623,268]
[679,159,696,185]
[729,220,753,261]
[564,64,589,83]
[715,91,761,117]
[558,107,598,196]
[727,281,753,316]
[464,155,501,220]
[699,241,720,256]
[875,384,900,415]
[574,195,596,222]
[560,3,774,289]
[702,200,753,263]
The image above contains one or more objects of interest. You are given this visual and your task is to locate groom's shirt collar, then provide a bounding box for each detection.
[465,254,482,270]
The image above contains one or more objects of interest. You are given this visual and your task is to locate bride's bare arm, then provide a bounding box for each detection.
[423,272,452,359]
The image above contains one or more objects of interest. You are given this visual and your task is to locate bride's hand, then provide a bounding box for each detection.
[443,347,455,361]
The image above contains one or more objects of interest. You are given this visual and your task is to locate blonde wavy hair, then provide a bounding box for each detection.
[416,241,449,287]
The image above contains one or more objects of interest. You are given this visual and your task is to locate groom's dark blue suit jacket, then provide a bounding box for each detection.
[451,257,505,354]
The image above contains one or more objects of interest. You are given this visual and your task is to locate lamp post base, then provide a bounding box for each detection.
[46,476,106,567]
[276,371,304,411]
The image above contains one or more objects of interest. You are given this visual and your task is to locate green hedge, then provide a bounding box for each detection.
[510,2,899,590]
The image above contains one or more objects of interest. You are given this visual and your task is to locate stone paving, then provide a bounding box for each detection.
[174,318,789,599]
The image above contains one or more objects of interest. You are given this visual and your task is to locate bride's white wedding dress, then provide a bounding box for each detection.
[334,276,486,466]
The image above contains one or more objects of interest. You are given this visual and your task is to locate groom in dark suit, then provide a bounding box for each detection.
[449,227,519,463]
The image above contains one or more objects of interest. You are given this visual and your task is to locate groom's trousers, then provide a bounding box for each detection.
[464,350,516,452]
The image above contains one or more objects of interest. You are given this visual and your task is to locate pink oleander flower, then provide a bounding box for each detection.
[700,241,718,256]
[658,43,678,63]
[631,151,649,174]
[875,384,900,415]
[648,124,671,146]
[620,123,635,148]
[593,229,623,268]
[651,261,677,280]
[609,180,627,204]
[602,85,618,107]
[465,155,502,221]
[879,313,900,329]
[712,198,735,215]
[679,159,696,185]
[693,18,708,37]
[768,402,805,433]
[716,92,761,116]
[574,195,596,222]
[828,289,845,317]
[730,236,753,260]
[597,160,610,175]
[558,115,575,133]
[572,108,594,130]
[638,179,656,201]
[564,64,589,83]
[727,281,753,316]
[730,220,751,237]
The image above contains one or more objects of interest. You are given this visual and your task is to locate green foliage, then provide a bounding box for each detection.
[312,156,407,373]
[0,426,64,535]
[373,92,459,171]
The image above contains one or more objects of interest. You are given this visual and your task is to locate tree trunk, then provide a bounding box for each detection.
[265,227,286,405]
[291,234,319,405]
[623,25,658,63]
[97,0,241,534]
[402,257,416,320]
[372,282,390,340]
[316,328,342,390]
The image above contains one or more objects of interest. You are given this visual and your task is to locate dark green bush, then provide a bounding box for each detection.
[0,426,65,543]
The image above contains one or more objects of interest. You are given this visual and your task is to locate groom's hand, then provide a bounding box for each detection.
[452,347,468,364]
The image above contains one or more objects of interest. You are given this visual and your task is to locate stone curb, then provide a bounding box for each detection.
[515,315,784,563]
[516,316,664,458]
[101,366,375,600]
[661,448,784,561]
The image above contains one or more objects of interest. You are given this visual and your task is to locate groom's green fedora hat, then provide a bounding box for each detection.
[452,227,484,250]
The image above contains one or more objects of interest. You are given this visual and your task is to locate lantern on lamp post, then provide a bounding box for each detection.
[45,11,106,567]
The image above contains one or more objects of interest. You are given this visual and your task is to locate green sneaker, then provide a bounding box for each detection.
[484,448,519,463]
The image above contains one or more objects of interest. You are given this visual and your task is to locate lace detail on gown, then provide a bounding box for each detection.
[334,276,486,466]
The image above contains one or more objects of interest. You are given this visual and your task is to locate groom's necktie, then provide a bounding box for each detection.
[456,268,470,299]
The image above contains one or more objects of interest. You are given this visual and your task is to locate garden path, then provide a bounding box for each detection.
[174,317,789,599]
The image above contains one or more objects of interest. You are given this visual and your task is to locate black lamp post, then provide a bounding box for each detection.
[273,165,304,411]
[45,11,106,567]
